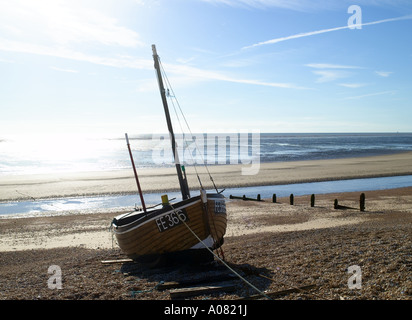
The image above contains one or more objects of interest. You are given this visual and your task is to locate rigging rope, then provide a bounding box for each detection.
[169,201,272,300]
[156,56,268,297]
[158,56,229,266]
[158,56,227,262]
[159,58,219,193]
[165,84,203,189]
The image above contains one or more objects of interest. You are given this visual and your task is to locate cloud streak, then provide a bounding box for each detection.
[243,15,412,49]
[163,62,304,89]
[50,66,79,73]
[0,38,153,69]
[339,83,368,88]
[344,90,396,100]
[312,70,349,83]
[0,38,302,89]
[375,71,393,77]
[200,0,343,11]
[306,62,360,83]
[305,63,362,69]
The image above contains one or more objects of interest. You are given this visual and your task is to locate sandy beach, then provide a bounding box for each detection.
[0,153,411,300]
[1,151,412,202]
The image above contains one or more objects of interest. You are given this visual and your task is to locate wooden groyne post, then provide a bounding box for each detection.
[360,193,365,212]
[310,194,315,207]
[272,194,277,203]
[290,194,294,205]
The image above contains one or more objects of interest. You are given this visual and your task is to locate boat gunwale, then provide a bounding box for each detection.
[112,193,225,235]
[112,196,200,233]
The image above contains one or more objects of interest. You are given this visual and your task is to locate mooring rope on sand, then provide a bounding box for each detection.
[170,202,272,300]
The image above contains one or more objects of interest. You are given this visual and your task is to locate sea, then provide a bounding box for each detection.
[1,132,412,217]
[1,132,412,176]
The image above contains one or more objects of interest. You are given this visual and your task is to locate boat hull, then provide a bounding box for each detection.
[111,192,226,261]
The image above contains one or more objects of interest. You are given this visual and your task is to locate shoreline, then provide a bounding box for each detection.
[1,151,412,202]
[1,186,411,252]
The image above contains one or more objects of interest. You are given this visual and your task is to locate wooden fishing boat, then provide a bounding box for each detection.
[111,45,227,265]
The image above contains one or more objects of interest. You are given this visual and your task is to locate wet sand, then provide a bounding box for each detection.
[1,151,412,202]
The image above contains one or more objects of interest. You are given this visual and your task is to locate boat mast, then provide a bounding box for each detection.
[152,44,191,200]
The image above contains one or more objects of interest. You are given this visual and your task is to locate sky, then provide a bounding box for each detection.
[1,0,412,137]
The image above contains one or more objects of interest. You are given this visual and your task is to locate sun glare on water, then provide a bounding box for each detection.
[0,133,126,175]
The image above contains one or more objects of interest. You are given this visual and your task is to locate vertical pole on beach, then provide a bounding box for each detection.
[272,194,277,203]
[125,133,147,213]
[311,194,315,207]
[290,194,294,205]
[360,193,365,212]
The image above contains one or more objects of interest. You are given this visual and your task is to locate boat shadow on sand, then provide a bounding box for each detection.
[119,253,273,299]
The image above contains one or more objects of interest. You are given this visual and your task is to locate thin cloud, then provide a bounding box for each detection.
[50,66,79,73]
[0,38,302,89]
[163,62,304,89]
[200,0,301,10]
[243,15,412,49]
[0,1,308,90]
[200,0,338,11]
[339,83,368,88]
[375,71,393,77]
[306,63,362,69]
[312,70,349,83]
[306,63,359,83]
[344,90,396,100]
[0,39,153,69]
